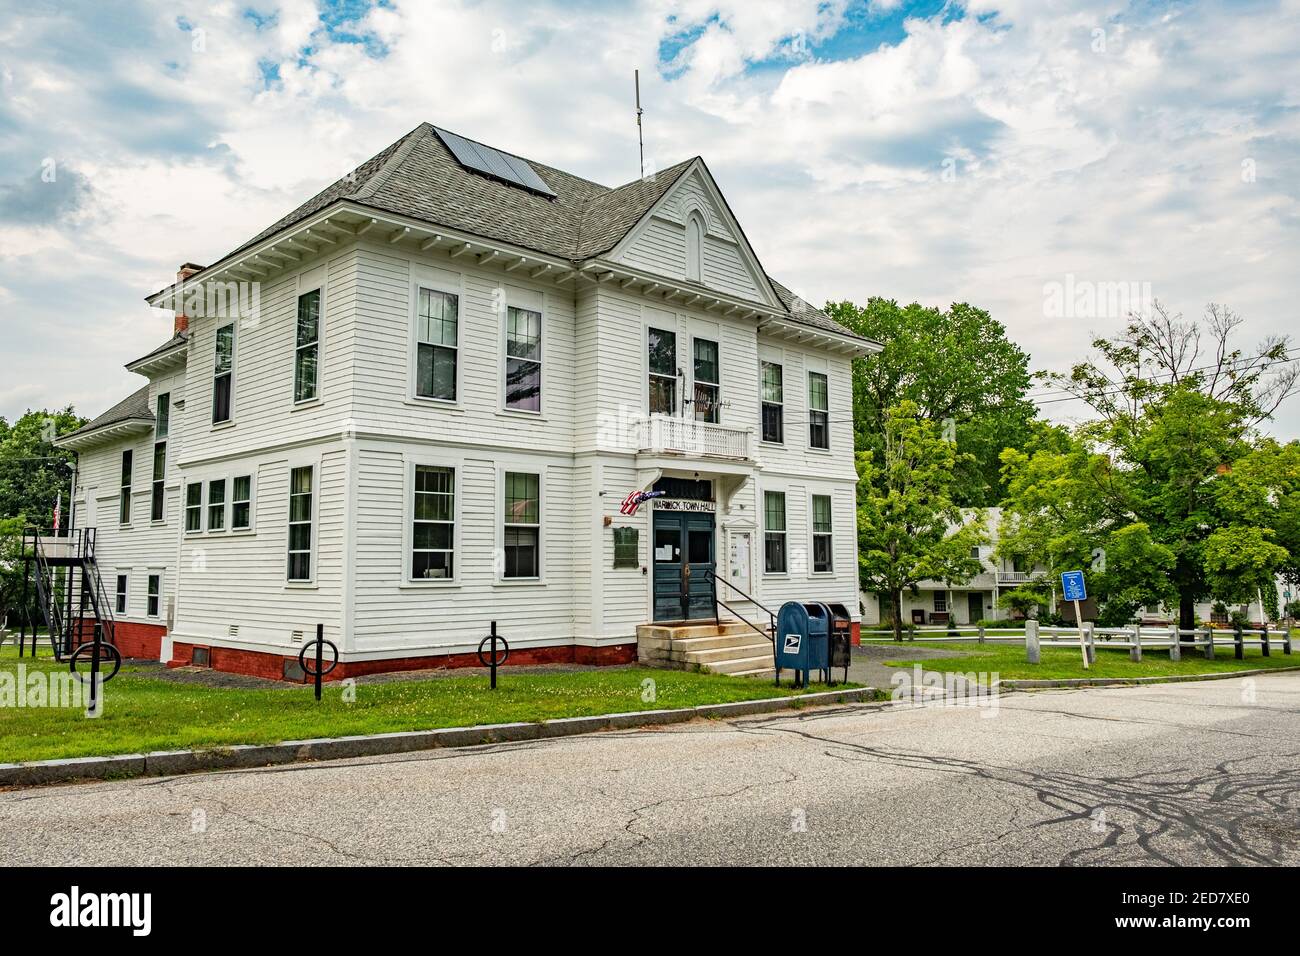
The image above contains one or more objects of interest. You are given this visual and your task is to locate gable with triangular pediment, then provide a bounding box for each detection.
[607,162,780,308]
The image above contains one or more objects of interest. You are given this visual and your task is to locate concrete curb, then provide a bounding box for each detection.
[0,685,878,789]
[998,664,1300,691]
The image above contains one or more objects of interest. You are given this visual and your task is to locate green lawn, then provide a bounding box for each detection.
[883,638,1299,682]
[0,648,853,763]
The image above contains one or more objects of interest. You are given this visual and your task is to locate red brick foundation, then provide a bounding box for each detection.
[851,621,861,646]
[81,619,166,660]
[168,640,638,682]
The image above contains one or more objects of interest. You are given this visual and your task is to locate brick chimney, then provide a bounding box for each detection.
[173,262,205,335]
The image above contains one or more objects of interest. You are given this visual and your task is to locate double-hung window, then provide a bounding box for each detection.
[119,450,133,524]
[933,592,948,614]
[287,466,314,581]
[503,472,540,579]
[151,392,169,521]
[505,306,542,412]
[147,574,161,618]
[764,490,787,574]
[808,371,829,449]
[115,574,127,615]
[416,288,458,402]
[213,323,234,424]
[693,338,720,423]
[184,483,202,532]
[647,327,676,415]
[207,479,226,531]
[412,465,454,580]
[761,361,783,443]
[232,475,252,530]
[811,495,833,573]
[295,288,320,403]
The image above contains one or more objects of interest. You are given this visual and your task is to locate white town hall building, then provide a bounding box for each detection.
[56,122,876,679]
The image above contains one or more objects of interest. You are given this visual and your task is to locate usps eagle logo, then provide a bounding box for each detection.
[619,489,666,516]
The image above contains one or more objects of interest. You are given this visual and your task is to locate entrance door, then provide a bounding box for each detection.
[967,591,984,624]
[652,511,716,621]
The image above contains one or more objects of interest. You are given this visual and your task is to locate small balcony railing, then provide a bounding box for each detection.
[996,570,1046,584]
[635,414,752,460]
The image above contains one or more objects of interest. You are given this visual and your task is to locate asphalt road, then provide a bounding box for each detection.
[2,673,1297,865]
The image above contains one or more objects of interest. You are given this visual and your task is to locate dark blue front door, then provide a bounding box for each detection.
[652,511,716,621]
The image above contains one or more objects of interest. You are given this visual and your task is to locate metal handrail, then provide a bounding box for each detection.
[704,569,779,687]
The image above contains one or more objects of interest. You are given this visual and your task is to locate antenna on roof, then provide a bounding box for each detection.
[635,69,645,180]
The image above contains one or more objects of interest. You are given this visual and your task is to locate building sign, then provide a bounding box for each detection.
[655,499,716,512]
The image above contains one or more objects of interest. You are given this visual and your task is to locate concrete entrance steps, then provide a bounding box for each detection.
[637,621,775,678]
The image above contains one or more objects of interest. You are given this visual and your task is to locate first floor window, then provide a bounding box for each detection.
[933,592,948,614]
[764,490,787,574]
[115,574,127,615]
[232,475,252,530]
[147,574,160,618]
[295,288,321,402]
[761,361,783,443]
[207,479,226,531]
[613,527,639,569]
[288,466,314,581]
[503,471,540,579]
[811,494,833,573]
[647,326,676,415]
[185,483,202,532]
[213,322,235,423]
[119,449,133,524]
[412,465,454,579]
[151,441,166,522]
[693,338,720,423]
[416,288,458,401]
[808,371,829,449]
[505,306,542,412]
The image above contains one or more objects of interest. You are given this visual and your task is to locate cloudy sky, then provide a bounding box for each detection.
[1,0,1298,435]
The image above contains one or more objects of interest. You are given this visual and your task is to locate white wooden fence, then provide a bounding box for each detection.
[1025,621,1293,664]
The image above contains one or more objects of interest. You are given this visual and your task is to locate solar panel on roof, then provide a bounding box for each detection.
[434,127,555,198]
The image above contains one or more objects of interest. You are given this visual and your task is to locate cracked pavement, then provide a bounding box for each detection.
[1,672,1297,865]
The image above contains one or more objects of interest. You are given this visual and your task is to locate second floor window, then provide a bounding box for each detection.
[151,441,166,522]
[693,338,720,423]
[184,483,202,532]
[808,371,829,449]
[232,475,252,530]
[761,361,783,443]
[505,306,542,412]
[764,490,787,574]
[648,327,676,415]
[412,465,454,580]
[811,494,833,573]
[207,479,226,531]
[119,450,132,524]
[416,288,458,402]
[503,471,540,579]
[295,288,320,403]
[213,323,234,424]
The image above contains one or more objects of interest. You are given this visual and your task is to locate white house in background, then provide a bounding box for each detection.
[57,122,877,680]
[859,507,1047,628]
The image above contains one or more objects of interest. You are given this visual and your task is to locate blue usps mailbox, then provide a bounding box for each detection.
[1061,570,1087,602]
[775,602,830,687]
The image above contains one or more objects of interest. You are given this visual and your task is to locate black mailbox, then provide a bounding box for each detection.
[825,603,853,685]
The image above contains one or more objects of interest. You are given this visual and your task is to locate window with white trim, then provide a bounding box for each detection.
[295,288,320,403]
[213,323,234,423]
[811,494,833,573]
[505,306,542,412]
[232,475,252,530]
[287,466,314,581]
[764,490,787,574]
[808,371,829,449]
[115,574,127,615]
[647,327,676,415]
[119,450,132,524]
[151,392,169,522]
[503,472,540,579]
[147,574,160,618]
[761,361,783,443]
[693,338,720,423]
[207,479,226,532]
[416,288,458,401]
[184,483,202,532]
[933,592,948,613]
[412,465,454,580]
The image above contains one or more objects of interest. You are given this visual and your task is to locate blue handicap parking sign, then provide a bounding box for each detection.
[1061,570,1087,601]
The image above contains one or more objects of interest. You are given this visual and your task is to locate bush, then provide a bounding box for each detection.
[975,618,1023,629]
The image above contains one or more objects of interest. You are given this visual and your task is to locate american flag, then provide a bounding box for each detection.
[52,493,61,535]
[619,489,665,516]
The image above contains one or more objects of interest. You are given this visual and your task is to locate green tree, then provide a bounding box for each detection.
[857,401,988,641]
[0,407,85,525]
[826,297,1035,507]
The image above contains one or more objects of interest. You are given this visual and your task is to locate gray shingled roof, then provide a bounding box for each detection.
[127,330,189,367]
[213,122,868,343]
[61,385,153,442]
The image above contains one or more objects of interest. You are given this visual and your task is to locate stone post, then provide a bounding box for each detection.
[1025,619,1040,664]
